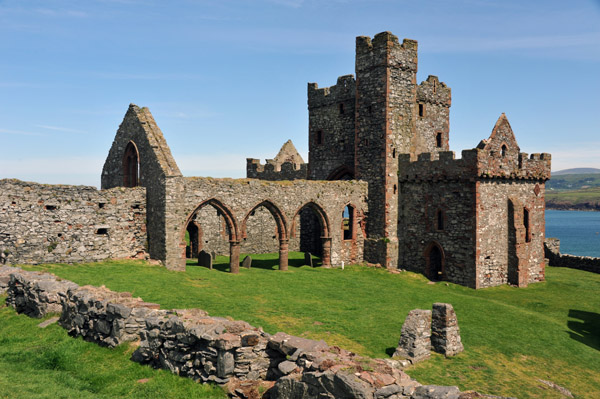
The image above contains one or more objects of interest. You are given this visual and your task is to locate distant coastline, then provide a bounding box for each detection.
[546,202,600,211]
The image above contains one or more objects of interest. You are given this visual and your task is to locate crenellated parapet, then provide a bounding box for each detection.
[398,150,479,182]
[246,158,308,181]
[475,114,551,180]
[355,31,418,73]
[246,139,308,181]
[307,75,355,109]
[398,148,551,182]
[417,75,451,107]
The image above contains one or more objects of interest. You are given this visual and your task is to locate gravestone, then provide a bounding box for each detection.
[198,250,213,269]
[393,309,432,363]
[304,252,313,267]
[431,303,464,356]
[242,255,252,269]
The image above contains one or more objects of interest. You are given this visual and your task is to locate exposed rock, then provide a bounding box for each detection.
[431,303,464,356]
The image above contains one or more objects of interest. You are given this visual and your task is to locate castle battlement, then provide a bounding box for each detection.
[307,75,355,108]
[398,150,479,181]
[398,147,552,182]
[417,75,451,107]
[246,140,308,181]
[356,32,418,72]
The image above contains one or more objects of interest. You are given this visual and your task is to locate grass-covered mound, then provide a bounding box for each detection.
[15,253,600,399]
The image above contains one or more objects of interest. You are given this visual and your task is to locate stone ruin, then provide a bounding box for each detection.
[394,303,464,365]
[1,31,551,290]
[3,267,513,399]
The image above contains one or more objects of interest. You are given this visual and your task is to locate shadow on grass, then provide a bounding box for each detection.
[567,309,600,351]
[186,253,322,272]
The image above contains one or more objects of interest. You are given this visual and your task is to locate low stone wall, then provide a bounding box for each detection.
[544,238,600,274]
[60,285,166,347]
[4,267,511,399]
[6,269,79,318]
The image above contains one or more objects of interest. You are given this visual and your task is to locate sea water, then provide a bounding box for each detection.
[545,210,600,257]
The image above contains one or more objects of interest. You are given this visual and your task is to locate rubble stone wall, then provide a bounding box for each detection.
[544,238,600,274]
[0,179,147,265]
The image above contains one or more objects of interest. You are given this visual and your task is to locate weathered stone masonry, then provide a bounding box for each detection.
[0,179,146,265]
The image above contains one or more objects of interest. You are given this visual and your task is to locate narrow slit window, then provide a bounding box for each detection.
[339,103,345,114]
[419,103,424,117]
[316,130,323,145]
[501,144,507,157]
[524,208,531,243]
[437,210,444,231]
[436,133,443,148]
[96,228,108,235]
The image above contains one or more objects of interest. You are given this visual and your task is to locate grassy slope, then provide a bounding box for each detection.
[546,174,600,208]
[15,253,600,399]
[0,298,226,399]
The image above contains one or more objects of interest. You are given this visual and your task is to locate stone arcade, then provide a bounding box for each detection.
[0,31,551,288]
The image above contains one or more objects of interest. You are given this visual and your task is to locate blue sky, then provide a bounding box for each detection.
[1,0,599,187]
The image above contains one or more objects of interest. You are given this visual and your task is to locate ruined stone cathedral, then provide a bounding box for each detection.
[0,32,551,288]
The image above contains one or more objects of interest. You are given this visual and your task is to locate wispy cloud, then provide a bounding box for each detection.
[423,32,600,53]
[88,72,205,81]
[265,0,305,8]
[35,125,87,134]
[0,128,44,137]
[35,8,88,18]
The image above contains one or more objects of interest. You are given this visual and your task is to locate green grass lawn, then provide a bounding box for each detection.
[12,252,600,399]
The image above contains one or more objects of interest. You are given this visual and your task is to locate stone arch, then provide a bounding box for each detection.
[122,141,140,187]
[291,202,332,267]
[181,198,241,273]
[242,200,290,271]
[424,241,445,281]
[327,165,354,181]
[241,200,288,241]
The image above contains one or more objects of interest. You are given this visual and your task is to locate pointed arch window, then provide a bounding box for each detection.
[501,144,508,157]
[122,141,140,187]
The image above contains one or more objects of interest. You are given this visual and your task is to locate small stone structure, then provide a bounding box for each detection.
[394,309,432,363]
[544,238,600,274]
[431,303,464,357]
[4,267,511,399]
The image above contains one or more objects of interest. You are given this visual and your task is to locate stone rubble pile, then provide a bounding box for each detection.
[3,267,510,399]
[60,284,166,347]
[5,269,78,318]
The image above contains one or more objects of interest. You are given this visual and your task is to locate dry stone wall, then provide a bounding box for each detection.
[6,269,78,318]
[0,179,147,265]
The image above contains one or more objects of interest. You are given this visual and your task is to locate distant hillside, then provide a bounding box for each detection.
[547,173,600,191]
[546,171,600,210]
[553,168,600,175]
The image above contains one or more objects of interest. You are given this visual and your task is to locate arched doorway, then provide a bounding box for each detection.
[182,199,240,273]
[291,202,331,267]
[424,242,445,281]
[241,200,288,270]
[122,141,140,187]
